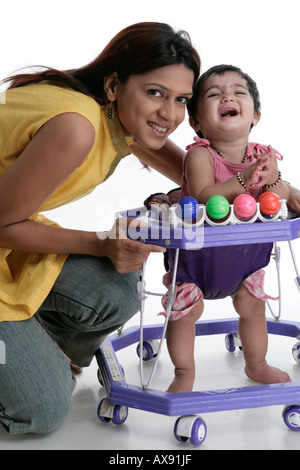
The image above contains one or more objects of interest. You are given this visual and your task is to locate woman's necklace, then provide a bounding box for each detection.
[212,145,248,164]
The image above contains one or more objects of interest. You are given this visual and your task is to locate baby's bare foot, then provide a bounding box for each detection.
[166,376,194,393]
[245,362,291,384]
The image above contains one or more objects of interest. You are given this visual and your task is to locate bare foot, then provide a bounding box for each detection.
[166,375,194,393]
[245,361,291,384]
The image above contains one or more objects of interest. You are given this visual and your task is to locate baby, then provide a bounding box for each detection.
[150,65,291,393]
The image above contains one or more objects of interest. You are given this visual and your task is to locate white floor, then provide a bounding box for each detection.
[1,243,300,451]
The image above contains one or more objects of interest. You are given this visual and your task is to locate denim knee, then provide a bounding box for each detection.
[36,256,141,367]
[1,377,75,435]
[46,255,141,330]
[31,388,73,434]
[0,317,76,435]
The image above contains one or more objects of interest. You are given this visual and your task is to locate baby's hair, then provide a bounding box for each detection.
[187,64,261,137]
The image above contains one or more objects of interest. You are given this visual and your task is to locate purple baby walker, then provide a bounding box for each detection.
[95,196,300,446]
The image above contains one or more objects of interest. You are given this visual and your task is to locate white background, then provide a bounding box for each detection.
[1,0,300,450]
[1,0,299,230]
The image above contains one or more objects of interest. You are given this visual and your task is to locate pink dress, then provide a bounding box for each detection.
[161,137,283,321]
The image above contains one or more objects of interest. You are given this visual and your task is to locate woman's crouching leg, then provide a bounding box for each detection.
[0,316,76,435]
[36,255,140,367]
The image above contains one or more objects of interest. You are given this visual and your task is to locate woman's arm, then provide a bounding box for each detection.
[130,138,184,185]
[0,113,99,254]
[0,113,95,228]
[0,113,165,272]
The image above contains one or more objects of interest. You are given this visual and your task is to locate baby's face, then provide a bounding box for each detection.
[190,72,260,140]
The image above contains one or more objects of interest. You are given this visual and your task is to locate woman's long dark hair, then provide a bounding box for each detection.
[2,22,201,104]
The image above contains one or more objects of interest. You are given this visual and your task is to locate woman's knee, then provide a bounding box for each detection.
[1,378,74,435]
[0,317,76,435]
[42,256,140,329]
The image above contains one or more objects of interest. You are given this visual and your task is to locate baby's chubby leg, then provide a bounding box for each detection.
[166,300,204,393]
[232,286,291,384]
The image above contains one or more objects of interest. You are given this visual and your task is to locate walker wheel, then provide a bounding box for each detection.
[136,340,159,361]
[112,404,128,425]
[225,333,242,352]
[174,415,207,446]
[97,398,128,425]
[292,341,300,364]
[174,418,188,443]
[97,398,111,423]
[282,405,300,431]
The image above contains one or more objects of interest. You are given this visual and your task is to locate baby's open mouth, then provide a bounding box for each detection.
[220,108,238,117]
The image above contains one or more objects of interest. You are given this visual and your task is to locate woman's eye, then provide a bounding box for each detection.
[176,96,188,104]
[147,89,163,97]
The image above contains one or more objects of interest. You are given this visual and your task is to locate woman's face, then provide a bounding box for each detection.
[106,64,194,149]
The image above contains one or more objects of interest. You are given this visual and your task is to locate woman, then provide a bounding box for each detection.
[0,22,200,434]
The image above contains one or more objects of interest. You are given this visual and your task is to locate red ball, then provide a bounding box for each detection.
[258,192,281,215]
[233,194,257,219]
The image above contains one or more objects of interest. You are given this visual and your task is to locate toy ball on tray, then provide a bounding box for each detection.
[233,193,257,220]
[258,192,281,216]
[206,195,230,220]
[176,196,200,221]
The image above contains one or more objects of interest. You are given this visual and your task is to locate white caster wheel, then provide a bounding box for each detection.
[225,333,242,352]
[111,404,128,425]
[136,340,159,361]
[292,341,300,364]
[97,398,128,425]
[174,415,207,446]
[283,405,300,431]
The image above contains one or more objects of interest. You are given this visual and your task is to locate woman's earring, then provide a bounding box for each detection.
[107,102,115,120]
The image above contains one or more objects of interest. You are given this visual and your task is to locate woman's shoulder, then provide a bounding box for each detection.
[6,82,101,128]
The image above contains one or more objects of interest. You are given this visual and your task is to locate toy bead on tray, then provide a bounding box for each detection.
[173,191,287,227]
[176,196,201,221]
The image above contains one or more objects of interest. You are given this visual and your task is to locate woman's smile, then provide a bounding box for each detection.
[147,120,170,137]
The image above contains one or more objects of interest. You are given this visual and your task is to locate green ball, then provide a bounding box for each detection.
[206,195,230,219]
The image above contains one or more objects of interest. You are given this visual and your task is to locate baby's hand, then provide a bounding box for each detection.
[242,160,263,189]
[243,146,278,189]
[255,146,279,186]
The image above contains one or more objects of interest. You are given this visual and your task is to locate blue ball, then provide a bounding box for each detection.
[176,197,200,221]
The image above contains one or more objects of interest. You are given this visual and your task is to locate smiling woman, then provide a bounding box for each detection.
[0,22,200,435]
[104,64,194,149]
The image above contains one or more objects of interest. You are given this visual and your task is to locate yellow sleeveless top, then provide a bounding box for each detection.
[0,83,132,321]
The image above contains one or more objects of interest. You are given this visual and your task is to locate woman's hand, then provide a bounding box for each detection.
[96,218,166,273]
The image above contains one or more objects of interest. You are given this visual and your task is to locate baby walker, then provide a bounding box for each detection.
[95,192,300,446]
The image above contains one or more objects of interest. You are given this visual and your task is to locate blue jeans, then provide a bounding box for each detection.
[0,255,140,434]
